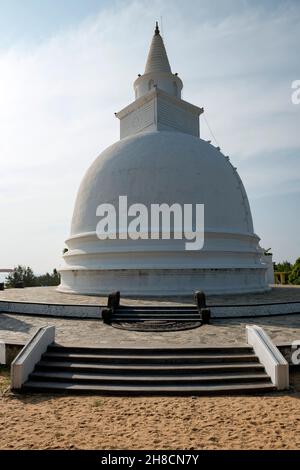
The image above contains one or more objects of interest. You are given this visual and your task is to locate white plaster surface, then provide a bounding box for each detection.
[59,132,267,295]
[246,325,289,390]
[264,254,275,285]
[11,326,55,389]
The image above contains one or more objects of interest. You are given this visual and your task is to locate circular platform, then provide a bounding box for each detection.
[0,285,300,319]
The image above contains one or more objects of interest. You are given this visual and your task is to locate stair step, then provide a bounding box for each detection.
[29,370,269,385]
[19,342,277,396]
[111,317,200,321]
[117,307,197,312]
[48,345,254,355]
[115,310,198,314]
[22,380,276,395]
[42,352,259,364]
[36,361,265,374]
[112,310,200,318]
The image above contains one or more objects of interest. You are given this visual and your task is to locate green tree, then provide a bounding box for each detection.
[36,269,60,286]
[5,266,60,288]
[289,258,300,285]
[5,265,38,288]
[274,261,292,272]
[52,268,60,285]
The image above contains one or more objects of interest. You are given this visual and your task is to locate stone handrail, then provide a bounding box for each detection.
[246,325,289,390]
[11,326,55,389]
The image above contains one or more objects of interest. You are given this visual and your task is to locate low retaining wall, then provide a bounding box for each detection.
[1,299,300,319]
[212,301,300,318]
[0,341,24,366]
[0,300,100,318]
[278,343,300,366]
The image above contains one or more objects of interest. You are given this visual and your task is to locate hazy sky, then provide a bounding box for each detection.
[0,0,299,276]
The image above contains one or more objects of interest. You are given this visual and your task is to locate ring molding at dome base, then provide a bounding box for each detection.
[58,267,269,296]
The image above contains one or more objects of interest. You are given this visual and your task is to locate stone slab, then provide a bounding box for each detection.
[1,312,300,349]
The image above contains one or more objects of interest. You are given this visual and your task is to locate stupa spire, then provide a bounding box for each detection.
[144,22,172,74]
[133,22,183,99]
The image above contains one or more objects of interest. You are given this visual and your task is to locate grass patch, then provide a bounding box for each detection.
[91,399,103,408]
[0,366,11,394]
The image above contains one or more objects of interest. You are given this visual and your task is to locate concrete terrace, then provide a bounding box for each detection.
[1,285,300,306]
[0,285,300,348]
[1,312,300,349]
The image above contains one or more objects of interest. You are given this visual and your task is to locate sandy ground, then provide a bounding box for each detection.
[1,368,300,450]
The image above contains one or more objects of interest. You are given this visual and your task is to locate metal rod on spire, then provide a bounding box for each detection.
[155,21,160,35]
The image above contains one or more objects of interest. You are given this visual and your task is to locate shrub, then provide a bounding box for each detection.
[289,258,300,285]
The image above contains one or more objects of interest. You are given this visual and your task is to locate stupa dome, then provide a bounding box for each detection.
[71,131,253,236]
[58,23,267,295]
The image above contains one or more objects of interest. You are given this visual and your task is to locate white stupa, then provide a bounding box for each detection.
[58,23,268,296]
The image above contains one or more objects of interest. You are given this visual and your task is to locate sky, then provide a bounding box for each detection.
[0,0,299,277]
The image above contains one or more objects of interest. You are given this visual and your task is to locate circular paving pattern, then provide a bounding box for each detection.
[111,319,202,332]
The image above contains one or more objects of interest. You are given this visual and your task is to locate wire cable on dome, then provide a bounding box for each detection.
[202,112,220,149]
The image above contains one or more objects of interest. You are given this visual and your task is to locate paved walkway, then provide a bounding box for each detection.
[1,312,300,347]
[1,285,300,306]
[1,286,300,347]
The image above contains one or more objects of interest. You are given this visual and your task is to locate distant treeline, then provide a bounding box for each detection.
[5,265,60,288]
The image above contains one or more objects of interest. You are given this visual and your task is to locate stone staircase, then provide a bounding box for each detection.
[102,291,211,328]
[21,344,276,395]
[110,306,201,322]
